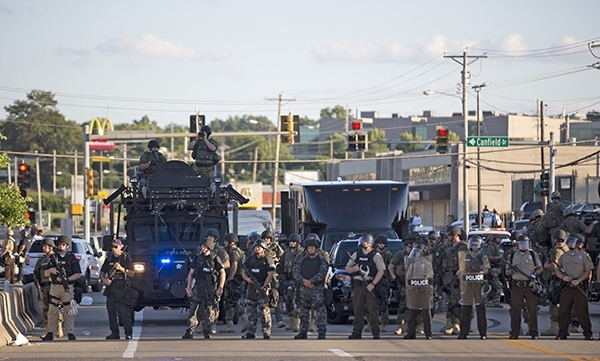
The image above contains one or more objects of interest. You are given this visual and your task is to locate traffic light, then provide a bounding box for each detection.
[351,121,362,131]
[280,114,300,144]
[25,210,35,224]
[86,167,94,199]
[435,126,449,154]
[347,134,358,151]
[17,163,30,198]
[357,133,368,151]
[540,172,550,197]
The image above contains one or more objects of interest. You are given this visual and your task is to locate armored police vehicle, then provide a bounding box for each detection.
[103,160,248,311]
[281,180,410,252]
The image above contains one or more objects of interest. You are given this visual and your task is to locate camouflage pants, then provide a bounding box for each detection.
[281,279,299,318]
[246,295,271,336]
[297,285,327,334]
[192,164,213,178]
[395,279,407,325]
[486,268,503,304]
[376,278,390,325]
[442,271,461,324]
[186,289,219,333]
[223,278,244,322]
[270,278,284,323]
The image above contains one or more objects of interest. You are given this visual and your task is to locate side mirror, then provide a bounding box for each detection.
[96,250,103,258]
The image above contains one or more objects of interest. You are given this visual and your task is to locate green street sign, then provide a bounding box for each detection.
[466,136,509,147]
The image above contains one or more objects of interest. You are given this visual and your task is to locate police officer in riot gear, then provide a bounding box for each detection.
[457,236,490,339]
[188,125,218,177]
[403,244,434,339]
[346,234,386,339]
[241,239,276,339]
[138,139,167,197]
[183,237,226,339]
[292,236,329,340]
[101,238,135,340]
[505,235,542,340]
[374,234,393,332]
[42,236,81,341]
[440,226,468,335]
[34,238,63,339]
[280,233,304,332]
[220,233,248,333]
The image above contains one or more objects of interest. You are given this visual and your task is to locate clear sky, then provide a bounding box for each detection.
[1,0,599,128]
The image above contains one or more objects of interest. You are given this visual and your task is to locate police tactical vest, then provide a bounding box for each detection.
[247,255,269,284]
[355,250,377,279]
[194,252,218,285]
[193,139,217,166]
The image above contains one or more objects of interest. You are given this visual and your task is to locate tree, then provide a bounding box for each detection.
[1,90,83,191]
[0,132,31,227]
[365,128,389,157]
[320,105,353,119]
[395,132,425,153]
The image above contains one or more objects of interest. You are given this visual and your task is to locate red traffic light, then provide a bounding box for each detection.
[437,128,448,137]
[351,122,362,131]
[18,163,29,172]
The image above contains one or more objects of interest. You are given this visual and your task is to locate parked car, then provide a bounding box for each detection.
[511,219,529,233]
[23,237,103,292]
[451,211,501,230]
[326,238,405,324]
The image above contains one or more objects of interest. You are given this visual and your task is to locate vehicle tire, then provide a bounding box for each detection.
[327,306,349,324]
[91,281,103,292]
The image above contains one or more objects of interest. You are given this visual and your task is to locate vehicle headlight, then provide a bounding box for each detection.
[133,262,146,273]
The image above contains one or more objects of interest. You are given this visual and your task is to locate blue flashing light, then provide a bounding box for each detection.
[160,258,171,264]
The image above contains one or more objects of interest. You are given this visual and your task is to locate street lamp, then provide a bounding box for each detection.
[424,88,469,231]
[472,82,490,228]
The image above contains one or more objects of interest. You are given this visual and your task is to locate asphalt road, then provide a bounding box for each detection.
[3,290,600,361]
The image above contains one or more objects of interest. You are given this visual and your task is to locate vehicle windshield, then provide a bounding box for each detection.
[322,228,398,253]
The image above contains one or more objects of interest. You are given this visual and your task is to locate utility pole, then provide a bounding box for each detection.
[444,48,487,231]
[540,100,547,210]
[265,93,295,226]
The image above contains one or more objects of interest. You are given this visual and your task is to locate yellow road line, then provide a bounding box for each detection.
[507,339,600,361]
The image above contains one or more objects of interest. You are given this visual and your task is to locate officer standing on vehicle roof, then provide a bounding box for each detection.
[554,234,594,340]
[42,236,81,341]
[241,239,276,339]
[101,238,135,340]
[346,234,386,339]
[403,244,434,340]
[188,125,219,178]
[183,237,225,339]
[505,235,543,339]
[457,235,490,340]
[560,208,597,238]
[292,236,329,340]
[138,139,167,197]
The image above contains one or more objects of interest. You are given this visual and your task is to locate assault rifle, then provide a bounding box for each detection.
[241,264,267,299]
[498,255,546,297]
[52,254,70,292]
[107,246,127,281]
[552,260,589,301]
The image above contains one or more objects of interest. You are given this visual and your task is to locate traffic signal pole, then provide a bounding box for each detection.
[84,125,91,243]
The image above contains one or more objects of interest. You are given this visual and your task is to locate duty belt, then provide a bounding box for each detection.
[511,280,530,288]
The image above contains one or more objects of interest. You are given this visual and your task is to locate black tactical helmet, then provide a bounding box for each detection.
[305,233,320,243]
[404,232,421,244]
[205,228,219,240]
[252,239,268,250]
[278,233,288,242]
[262,230,274,240]
[56,235,70,246]
[516,235,531,251]
[427,231,438,241]
[359,234,374,247]
[468,235,483,250]
[305,237,320,249]
[200,125,212,137]
[224,233,238,244]
[374,234,388,244]
[288,233,301,243]
[148,139,160,149]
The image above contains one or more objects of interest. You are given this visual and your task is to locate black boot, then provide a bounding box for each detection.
[41,333,53,341]
[317,333,326,340]
[105,333,120,340]
[182,330,193,339]
[294,332,307,339]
